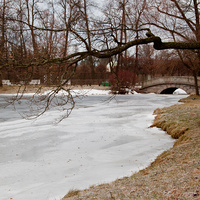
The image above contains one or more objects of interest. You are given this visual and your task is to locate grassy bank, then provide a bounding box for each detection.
[0,85,110,94]
[63,95,200,199]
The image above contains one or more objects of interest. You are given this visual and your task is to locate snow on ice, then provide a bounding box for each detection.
[0,90,187,200]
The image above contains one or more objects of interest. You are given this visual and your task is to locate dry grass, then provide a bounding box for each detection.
[0,85,50,94]
[0,85,110,94]
[62,95,200,200]
[63,190,80,198]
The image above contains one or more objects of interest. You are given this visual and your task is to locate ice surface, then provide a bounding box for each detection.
[0,91,187,200]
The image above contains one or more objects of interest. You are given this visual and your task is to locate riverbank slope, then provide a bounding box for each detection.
[63,95,200,199]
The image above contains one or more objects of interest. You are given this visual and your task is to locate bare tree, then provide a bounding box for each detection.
[0,0,9,64]
[1,0,200,119]
[82,0,95,79]
[58,0,81,57]
[146,0,200,94]
[127,0,147,72]
[17,0,28,64]
[0,0,8,85]
[25,0,39,57]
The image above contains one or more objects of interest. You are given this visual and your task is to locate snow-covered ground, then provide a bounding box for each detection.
[0,90,187,200]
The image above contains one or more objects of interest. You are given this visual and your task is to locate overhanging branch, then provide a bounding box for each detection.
[1,30,200,70]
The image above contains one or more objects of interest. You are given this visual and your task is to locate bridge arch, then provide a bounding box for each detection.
[160,87,178,94]
[139,76,200,94]
[150,84,191,94]
[160,87,187,94]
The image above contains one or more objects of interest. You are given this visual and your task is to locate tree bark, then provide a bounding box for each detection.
[0,0,6,64]
[192,70,199,95]
[83,0,95,79]
[0,72,2,87]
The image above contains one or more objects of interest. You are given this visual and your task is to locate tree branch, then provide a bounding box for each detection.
[1,30,200,71]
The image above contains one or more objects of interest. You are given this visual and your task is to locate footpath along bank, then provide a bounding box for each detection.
[63,95,200,200]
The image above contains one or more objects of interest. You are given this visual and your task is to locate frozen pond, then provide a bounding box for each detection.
[0,92,186,200]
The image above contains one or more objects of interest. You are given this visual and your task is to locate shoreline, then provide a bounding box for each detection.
[0,92,180,200]
[0,86,197,199]
[62,95,200,199]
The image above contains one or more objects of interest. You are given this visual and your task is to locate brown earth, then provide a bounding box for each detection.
[62,95,200,200]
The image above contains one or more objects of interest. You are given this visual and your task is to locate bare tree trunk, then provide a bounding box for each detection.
[19,0,27,63]
[117,0,127,71]
[62,0,70,57]
[26,0,38,57]
[135,32,139,73]
[0,72,2,87]
[192,70,199,95]
[83,0,95,79]
[0,0,6,64]
[194,0,200,95]
[176,47,200,95]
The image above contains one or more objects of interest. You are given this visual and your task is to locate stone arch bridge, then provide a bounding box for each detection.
[139,76,200,94]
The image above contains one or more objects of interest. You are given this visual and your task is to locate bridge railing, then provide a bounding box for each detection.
[142,76,200,88]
